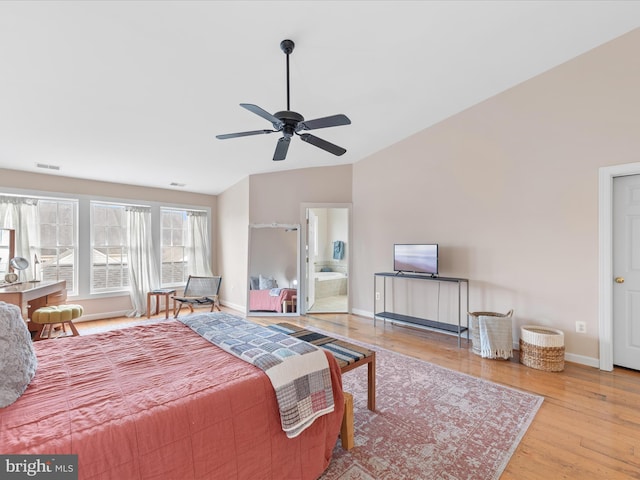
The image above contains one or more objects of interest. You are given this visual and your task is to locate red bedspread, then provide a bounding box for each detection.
[249,288,296,312]
[0,321,344,479]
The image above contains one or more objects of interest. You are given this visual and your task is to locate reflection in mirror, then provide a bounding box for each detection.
[0,229,16,275]
[247,224,299,316]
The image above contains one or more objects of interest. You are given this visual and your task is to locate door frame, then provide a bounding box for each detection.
[299,202,352,315]
[598,161,640,370]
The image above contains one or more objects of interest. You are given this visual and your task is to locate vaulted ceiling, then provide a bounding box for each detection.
[1,1,638,195]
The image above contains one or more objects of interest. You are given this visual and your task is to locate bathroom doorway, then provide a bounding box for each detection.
[302,204,351,314]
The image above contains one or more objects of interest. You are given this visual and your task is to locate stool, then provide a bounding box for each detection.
[31,304,83,340]
[282,295,297,313]
[147,289,176,319]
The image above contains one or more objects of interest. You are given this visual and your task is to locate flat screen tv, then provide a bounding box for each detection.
[393,244,438,276]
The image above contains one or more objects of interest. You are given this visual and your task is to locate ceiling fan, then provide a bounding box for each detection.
[216,39,351,161]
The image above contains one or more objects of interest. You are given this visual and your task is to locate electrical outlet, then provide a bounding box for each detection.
[575,321,587,334]
[375,292,381,300]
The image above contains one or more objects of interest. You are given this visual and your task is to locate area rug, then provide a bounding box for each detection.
[319,331,543,480]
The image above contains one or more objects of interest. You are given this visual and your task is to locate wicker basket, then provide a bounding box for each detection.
[468,310,513,356]
[519,325,565,372]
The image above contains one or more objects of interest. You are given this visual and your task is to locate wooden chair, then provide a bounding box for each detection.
[172,275,222,318]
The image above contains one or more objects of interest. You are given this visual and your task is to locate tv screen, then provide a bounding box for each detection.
[393,244,438,275]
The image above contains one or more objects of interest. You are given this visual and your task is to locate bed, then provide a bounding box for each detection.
[249,287,297,313]
[0,317,344,479]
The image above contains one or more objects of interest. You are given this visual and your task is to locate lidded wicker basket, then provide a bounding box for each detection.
[519,325,565,372]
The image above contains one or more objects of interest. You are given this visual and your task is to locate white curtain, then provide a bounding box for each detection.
[126,206,159,317]
[0,196,40,281]
[186,211,213,276]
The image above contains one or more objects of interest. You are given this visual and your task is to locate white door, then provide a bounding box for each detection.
[612,174,640,370]
[306,211,317,311]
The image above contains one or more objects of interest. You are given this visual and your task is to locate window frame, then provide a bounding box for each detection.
[0,188,212,301]
[89,201,130,294]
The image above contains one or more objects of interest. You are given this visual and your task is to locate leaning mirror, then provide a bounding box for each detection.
[247,224,300,316]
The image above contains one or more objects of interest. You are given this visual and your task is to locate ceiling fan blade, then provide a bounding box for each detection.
[299,114,351,131]
[298,133,346,156]
[273,137,291,161]
[216,129,277,140]
[240,103,284,129]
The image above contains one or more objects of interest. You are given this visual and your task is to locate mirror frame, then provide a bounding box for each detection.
[247,223,300,317]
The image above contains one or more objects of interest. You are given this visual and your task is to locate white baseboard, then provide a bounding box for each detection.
[348,309,601,368]
[75,310,131,322]
[564,352,599,368]
[351,307,372,318]
[219,300,246,314]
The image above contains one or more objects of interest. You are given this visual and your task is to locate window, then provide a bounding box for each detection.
[91,202,128,292]
[161,208,188,285]
[38,199,78,294]
[3,191,211,299]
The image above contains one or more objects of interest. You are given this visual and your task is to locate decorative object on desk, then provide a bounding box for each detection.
[519,325,565,372]
[317,330,543,480]
[31,254,40,282]
[4,272,18,283]
[468,310,514,359]
[9,256,29,283]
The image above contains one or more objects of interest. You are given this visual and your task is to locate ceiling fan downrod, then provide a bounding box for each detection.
[280,39,295,111]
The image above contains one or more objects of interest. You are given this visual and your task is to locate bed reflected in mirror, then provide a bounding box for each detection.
[247,224,300,316]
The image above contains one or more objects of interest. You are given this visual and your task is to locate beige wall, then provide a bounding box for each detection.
[249,165,352,224]
[216,165,353,312]
[216,177,249,310]
[4,28,638,364]
[352,29,640,363]
[0,168,216,318]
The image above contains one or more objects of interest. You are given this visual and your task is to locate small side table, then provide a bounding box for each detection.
[147,289,176,319]
[282,295,297,313]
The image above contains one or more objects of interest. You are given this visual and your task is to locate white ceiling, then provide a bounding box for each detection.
[1,1,638,195]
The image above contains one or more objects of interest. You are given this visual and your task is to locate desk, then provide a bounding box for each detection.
[147,289,176,319]
[0,280,67,332]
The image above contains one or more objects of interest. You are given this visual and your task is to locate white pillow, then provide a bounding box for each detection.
[259,274,278,290]
[0,301,38,408]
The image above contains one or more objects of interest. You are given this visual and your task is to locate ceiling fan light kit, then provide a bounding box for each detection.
[216,39,351,161]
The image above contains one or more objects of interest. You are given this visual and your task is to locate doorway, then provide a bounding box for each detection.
[301,204,351,314]
[612,174,640,370]
[599,162,640,371]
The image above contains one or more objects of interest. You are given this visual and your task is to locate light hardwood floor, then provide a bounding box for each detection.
[76,308,640,479]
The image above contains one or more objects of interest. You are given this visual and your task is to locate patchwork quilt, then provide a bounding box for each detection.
[179,312,335,438]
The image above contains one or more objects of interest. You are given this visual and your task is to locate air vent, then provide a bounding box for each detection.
[36,163,61,170]
[170,182,186,187]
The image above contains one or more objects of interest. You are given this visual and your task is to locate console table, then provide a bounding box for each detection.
[374,272,469,347]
